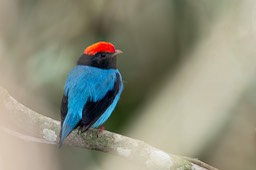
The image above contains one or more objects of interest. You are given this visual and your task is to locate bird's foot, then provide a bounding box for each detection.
[77,127,82,135]
[99,125,105,132]
[78,125,89,135]
[96,126,105,137]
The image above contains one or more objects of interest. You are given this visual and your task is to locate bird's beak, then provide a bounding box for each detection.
[112,49,123,57]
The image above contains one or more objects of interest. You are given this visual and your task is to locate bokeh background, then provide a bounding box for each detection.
[0,0,256,170]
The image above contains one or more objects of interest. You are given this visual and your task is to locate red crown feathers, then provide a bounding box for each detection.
[84,41,116,55]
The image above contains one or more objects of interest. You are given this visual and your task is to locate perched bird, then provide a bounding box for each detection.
[59,41,124,146]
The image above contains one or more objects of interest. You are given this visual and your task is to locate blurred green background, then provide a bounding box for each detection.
[0,0,256,170]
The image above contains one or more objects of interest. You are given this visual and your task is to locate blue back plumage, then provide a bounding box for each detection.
[60,65,123,143]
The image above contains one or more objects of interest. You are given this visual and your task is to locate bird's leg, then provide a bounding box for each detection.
[77,121,84,134]
[96,125,105,137]
[99,125,105,132]
[77,126,82,135]
[78,120,90,133]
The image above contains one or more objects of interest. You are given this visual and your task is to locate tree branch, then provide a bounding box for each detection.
[0,86,219,170]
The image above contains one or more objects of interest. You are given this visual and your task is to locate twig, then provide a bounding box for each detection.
[0,86,219,170]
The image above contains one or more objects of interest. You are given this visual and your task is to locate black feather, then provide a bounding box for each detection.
[59,94,68,146]
[79,73,121,132]
[77,53,117,69]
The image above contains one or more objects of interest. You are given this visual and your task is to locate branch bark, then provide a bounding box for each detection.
[0,86,219,170]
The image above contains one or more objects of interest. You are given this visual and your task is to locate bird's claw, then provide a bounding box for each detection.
[96,126,105,137]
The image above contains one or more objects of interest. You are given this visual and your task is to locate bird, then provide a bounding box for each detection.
[59,41,124,146]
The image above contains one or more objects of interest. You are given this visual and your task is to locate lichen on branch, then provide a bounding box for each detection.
[0,86,218,170]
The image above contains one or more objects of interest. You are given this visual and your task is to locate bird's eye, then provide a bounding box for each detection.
[100,53,106,58]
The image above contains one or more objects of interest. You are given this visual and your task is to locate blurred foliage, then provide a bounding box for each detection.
[0,0,225,128]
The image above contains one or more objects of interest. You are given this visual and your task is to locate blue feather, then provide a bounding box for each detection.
[60,65,123,143]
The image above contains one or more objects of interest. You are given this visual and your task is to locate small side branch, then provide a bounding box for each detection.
[0,86,219,170]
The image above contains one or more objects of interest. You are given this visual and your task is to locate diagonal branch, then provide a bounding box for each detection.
[0,86,219,170]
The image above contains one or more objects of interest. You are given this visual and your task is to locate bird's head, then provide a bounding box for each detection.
[77,41,123,69]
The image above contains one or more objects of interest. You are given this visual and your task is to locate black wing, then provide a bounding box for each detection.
[80,73,121,132]
[59,94,68,141]
[60,94,68,125]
